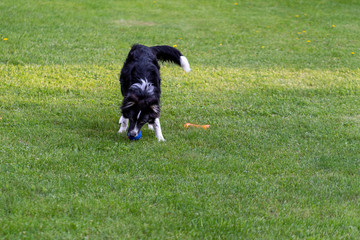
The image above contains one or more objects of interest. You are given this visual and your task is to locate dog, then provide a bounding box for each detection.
[118,44,191,141]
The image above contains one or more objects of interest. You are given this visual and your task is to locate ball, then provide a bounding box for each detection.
[127,130,142,140]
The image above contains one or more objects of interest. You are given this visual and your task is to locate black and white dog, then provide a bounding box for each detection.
[118,44,191,141]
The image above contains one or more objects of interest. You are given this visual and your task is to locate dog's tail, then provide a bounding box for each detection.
[150,45,191,72]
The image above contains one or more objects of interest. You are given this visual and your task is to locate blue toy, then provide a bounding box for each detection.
[127,130,142,140]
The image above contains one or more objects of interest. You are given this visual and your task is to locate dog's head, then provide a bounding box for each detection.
[121,94,160,137]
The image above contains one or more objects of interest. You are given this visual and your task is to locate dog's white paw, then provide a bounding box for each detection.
[118,116,128,134]
[148,124,154,131]
[118,127,127,134]
[157,136,165,142]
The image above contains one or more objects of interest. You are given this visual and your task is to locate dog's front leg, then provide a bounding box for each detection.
[154,118,165,141]
[118,116,129,134]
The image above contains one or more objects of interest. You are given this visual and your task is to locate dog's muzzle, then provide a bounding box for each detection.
[128,129,139,137]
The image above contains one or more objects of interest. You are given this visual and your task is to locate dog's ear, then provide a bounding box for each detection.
[121,94,138,111]
[122,101,135,110]
[150,104,160,115]
[148,98,160,116]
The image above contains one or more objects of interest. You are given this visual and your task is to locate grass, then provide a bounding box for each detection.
[1,0,360,239]
[1,0,360,68]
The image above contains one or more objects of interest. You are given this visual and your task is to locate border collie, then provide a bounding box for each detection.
[118,44,191,141]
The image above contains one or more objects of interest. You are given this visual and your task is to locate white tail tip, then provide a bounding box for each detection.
[180,56,191,73]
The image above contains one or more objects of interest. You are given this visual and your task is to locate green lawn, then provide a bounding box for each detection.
[1,0,360,239]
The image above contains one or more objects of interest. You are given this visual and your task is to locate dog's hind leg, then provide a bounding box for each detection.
[118,116,129,134]
[148,123,154,131]
[154,118,165,141]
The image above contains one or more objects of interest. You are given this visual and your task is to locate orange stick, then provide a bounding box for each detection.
[184,123,210,130]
